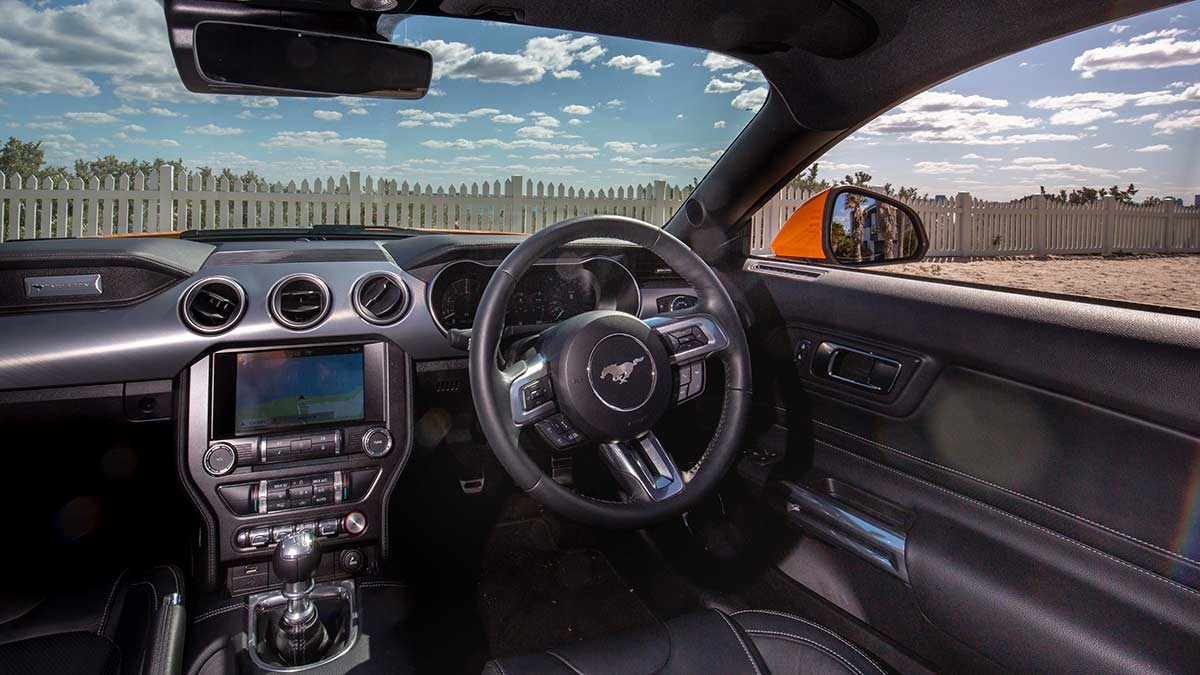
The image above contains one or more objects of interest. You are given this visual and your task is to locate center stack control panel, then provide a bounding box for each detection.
[182,341,411,595]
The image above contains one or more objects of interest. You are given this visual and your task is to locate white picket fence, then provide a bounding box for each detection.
[749,186,1200,257]
[0,168,687,240]
[2,169,1198,257]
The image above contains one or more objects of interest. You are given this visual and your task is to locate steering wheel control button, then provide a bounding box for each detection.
[520,377,553,411]
[361,427,393,458]
[588,334,657,412]
[343,511,367,535]
[203,443,237,476]
[535,413,583,449]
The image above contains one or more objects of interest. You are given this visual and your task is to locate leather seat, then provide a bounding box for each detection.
[483,608,887,675]
[0,567,185,675]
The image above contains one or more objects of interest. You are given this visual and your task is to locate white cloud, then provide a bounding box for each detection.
[713,120,727,129]
[1153,109,1200,134]
[611,155,714,170]
[491,113,524,124]
[913,161,977,174]
[129,138,180,147]
[1092,143,1113,149]
[961,153,1002,161]
[567,118,583,126]
[236,110,281,120]
[562,104,593,115]
[730,69,766,83]
[604,99,624,109]
[263,130,387,153]
[1011,156,1058,164]
[705,78,744,94]
[241,97,279,109]
[1121,167,1147,174]
[1109,24,1129,34]
[1133,144,1171,152]
[701,52,744,71]
[186,124,243,136]
[109,105,142,116]
[467,108,501,117]
[1114,112,1162,125]
[332,96,377,108]
[515,126,558,139]
[121,124,145,132]
[605,141,656,154]
[348,107,368,116]
[414,33,603,86]
[420,138,599,154]
[861,108,1041,143]
[605,55,673,77]
[999,161,1115,177]
[148,106,182,117]
[532,114,560,128]
[313,110,343,121]
[1048,107,1117,125]
[731,87,768,111]
[900,91,1008,112]
[63,112,120,124]
[26,121,68,130]
[1072,34,1200,78]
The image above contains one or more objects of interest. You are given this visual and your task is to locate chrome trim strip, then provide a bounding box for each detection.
[349,271,410,326]
[24,273,103,298]
[742,257,826,281]
[179,276,247,335]
[780,482,908,582]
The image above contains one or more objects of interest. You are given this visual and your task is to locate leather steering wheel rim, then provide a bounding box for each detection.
[468,215,752,529]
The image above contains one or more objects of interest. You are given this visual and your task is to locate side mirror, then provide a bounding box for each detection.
[770,186,928,265]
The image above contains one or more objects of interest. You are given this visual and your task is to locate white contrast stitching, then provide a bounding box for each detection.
[743,629,864,675]
[731,610,885,675]
[814,420,1200,569]
[713,609,763,675]
[816,440,1200,599]
[193,603,245,623]
[97,569,127,636]
[547,651,586,675]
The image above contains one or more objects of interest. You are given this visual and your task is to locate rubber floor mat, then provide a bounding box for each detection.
[478,518,658,657]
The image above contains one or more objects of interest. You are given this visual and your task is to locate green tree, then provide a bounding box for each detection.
[0,137,68,180]
[788,163,830,192]
[73,155,186,180]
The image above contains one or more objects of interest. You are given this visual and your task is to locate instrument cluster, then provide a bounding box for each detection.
[429,259,640,333]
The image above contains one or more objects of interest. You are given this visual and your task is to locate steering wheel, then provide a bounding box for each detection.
[468,215,752,529]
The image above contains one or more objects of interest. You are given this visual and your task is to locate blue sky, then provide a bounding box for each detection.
[1,0,1198,201]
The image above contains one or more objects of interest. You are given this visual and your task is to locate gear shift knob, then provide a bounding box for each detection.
[273,530,321,584]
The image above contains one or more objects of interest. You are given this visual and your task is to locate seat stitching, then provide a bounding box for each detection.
[193,603,246,623]
[547,650,587,675]
[97,569,127,635]
[816,439,1200,599]
[357,581,408,589]
[743,630,864,675]
[492,659,509,675]
[713,609,763,675]
[731,610,885,675]
[814,420,1200,569]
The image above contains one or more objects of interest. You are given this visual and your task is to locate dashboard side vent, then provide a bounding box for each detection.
[180,277,246,334]
[353,272,410,325]
[270,274,331,330]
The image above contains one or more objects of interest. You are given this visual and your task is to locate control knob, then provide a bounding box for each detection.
[343,511,367,535]
[361,427,393,458]
[203,442,237,476]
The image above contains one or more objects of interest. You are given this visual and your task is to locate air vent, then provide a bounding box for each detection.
[269,274,331,330]
[181,277,246,334]
[352,272,410,325]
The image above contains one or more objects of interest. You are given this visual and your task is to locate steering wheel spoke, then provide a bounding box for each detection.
[599,432,684,502]
[645,312,731,365]
[507,351,558,426]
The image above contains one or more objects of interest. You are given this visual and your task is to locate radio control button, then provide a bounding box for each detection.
[343,512,367,535]
[203,443,237,476]
[362,427,392,458]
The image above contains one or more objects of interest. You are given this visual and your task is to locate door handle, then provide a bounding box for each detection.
[812,342,902,393]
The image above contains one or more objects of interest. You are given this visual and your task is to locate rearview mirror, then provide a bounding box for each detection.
[770,186,928,265]
[191,22,432,99]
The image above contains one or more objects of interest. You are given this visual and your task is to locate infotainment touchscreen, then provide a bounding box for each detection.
[234,346,365,433]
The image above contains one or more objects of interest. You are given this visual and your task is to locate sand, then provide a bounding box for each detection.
[884,254,1199,312]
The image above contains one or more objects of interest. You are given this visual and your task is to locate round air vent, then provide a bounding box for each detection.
[180,277,246,334]
[269,274,331,330]
[352,272,410,325]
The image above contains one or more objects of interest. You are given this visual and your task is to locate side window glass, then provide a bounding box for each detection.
[752,4,1200,313]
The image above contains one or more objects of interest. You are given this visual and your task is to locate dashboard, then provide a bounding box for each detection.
[0,232,696,595]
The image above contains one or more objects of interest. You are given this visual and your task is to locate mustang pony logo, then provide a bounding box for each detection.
[600,357,645,384]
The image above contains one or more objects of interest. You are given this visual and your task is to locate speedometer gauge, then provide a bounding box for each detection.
[438,276,482,330]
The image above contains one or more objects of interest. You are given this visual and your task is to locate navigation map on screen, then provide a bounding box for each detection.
[234,348,365,433]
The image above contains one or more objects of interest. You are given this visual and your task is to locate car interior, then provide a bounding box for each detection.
[1,1,1198,674]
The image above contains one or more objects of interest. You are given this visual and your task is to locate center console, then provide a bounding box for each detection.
[180,340,411,596]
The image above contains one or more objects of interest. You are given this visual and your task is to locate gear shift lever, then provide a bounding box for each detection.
[270,531,331,666]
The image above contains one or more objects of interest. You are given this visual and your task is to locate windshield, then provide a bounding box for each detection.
[0,4,764,239]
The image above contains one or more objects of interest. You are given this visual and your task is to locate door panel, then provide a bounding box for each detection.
[737,261,1200,674]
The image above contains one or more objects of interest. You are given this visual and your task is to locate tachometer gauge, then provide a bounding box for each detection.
[439,276,482,330]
